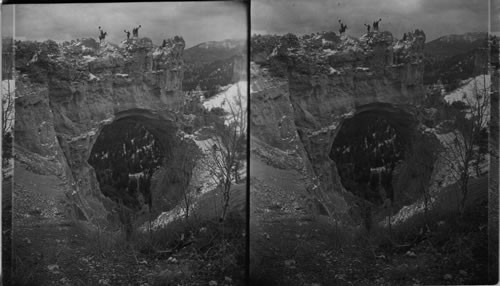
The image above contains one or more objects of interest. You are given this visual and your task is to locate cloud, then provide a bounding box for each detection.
[492,0,500,33]
[1,5,15,37]
[12,2,247,47]
[251,0,488,41]
[5,1,492,48]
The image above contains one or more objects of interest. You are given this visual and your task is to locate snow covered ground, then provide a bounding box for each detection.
[202,80,247,129]
[1,79,16,103]
[199,80,247,191]
[384,74,491,227]
[1,80,15,132]
[444,74,490,124]
[68,128,97,143]
[147,82,248,230]
[387,123,489,226]
[444,74,489,104]
[82,55,97,63]
[1,79,15,93]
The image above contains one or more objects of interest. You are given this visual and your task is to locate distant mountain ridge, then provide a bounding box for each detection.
[194,39,245,50]
[434,32,487,43]
[183,38,246,97]
[184,38,246,65]
[425,32,487,59]
[424,31,488,87]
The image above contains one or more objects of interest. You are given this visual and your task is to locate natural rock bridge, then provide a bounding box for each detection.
[251,30,431,220]
[15,37,195,223]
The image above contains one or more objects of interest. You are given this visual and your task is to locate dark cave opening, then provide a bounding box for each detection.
[330,113,407,206]
[88,119,164,211]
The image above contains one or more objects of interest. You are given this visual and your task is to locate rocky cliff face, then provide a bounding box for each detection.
[15,36,194,223]
[251,30,427,219]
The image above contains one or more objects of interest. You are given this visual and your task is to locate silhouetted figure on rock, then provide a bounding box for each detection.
[162,39,167,48]
[364,23,371,33]
[98,26,107,43]
[338,19,348,35]
[124,30,131,40]
[133,25,142,37]
[373,18,382,32]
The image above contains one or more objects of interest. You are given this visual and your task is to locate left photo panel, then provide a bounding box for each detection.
[2,2,248,285]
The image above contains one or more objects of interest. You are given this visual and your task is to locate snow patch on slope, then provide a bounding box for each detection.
[203,81,247,111]
[203,80,247,128]
[444,74,490,105]
[444,74,490,124]
[1,80,15,93]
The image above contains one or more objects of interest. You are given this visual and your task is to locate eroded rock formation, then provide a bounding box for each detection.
[15,36,195,223]
[251,30,427,219]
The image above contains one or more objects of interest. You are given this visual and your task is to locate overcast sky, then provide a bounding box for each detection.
[1,0,497,47]
[4,2,247,48]
[493,0,500,35]
[252,0,490,41]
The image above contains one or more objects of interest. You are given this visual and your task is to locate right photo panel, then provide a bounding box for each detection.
[250,0,497,285]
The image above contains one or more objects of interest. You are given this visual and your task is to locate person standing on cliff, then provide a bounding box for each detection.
[124,30,131,40]
[133,25,142,37]
[338,19,347,35]
[364,23,371,33]
[98,26,107,43]
[373,18,382,32]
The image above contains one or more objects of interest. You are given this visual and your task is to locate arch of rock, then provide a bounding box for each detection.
[14,37,194,224]
[251,30,428,220]
[329,103,419,205]
[300,102,421,219]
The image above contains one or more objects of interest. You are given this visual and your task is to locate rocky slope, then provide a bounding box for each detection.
[183,39,246,65]
[183,39,247,98]
[251,30,427,220]
[183,54,246,98]
[424,32,487,59]
[424,32,488,88]
[14,36,196,224]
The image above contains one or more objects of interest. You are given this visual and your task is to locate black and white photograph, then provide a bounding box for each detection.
[2,2,248,285]
[250,0,498,285]
[1,0,500,285]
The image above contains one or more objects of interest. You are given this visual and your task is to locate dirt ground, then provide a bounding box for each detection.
[249,153,490,286]
[11,162,165,285]
[7,154,491,285]
[10,161,245,286]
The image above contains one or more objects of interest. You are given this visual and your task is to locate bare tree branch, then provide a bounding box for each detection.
[440,74,490,215]
[201,84,247,220]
